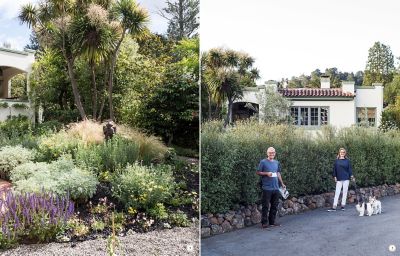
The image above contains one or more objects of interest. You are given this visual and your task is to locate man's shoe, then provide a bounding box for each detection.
[341,206,345,211]
[270,223,281,227]
[327,208,337,212]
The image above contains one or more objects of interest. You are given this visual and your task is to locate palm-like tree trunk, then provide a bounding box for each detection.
[208,93,212,120]
[64,53,87,120]
[225,98,233,126]
[107,30,126,121]
[91,64,98,119]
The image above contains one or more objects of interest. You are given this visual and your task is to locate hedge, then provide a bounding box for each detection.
[201,121,400,214]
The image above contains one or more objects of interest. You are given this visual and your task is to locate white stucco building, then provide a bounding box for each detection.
[0,47,35,121]
[233,76,383,128]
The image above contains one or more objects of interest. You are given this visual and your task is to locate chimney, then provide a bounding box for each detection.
[265,80,278,92]
[342,81,355,94]
[320,75,330,89]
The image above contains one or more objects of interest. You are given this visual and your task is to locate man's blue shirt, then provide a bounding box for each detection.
[258,159,281,191]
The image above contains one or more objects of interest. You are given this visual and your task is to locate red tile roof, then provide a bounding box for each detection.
[278,88,354,98]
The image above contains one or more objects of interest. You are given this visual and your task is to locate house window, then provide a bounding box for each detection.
[356,107,376,127]
[290,106,329,127]
[300,107,308,125]
[291,107,299,125]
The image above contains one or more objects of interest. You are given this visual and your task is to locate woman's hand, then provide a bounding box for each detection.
[334,177,337,182]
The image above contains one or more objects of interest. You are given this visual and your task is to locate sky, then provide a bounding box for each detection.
[0,0,168,51]
[201,0,400,82]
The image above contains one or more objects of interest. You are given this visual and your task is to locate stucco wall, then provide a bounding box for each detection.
[0,101,33,122]
[355,85,383,126]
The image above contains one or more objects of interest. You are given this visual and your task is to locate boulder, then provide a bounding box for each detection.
[251,209,262,224]
[210,224,223,235]
[221,220,233,233]
[201,228,211,237]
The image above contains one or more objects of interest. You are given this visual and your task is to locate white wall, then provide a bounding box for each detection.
[0,49,35,73]
[355,85,383,127]
[291,100,355,129]
[0,101,34,121]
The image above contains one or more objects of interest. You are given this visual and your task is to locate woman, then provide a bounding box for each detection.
[328,148,355,211]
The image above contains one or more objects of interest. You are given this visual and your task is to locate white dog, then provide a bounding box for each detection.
[355,202,373,216]
[369,196,382,215]
[355,196,382,216]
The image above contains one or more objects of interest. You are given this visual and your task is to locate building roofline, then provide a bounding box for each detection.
[0,47,30,56]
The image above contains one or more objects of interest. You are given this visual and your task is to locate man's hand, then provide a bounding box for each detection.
[266,172,273,177]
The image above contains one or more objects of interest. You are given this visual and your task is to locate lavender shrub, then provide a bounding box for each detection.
[0,190,74,249]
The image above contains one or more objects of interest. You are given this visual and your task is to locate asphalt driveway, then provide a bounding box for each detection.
[202,194,400,256]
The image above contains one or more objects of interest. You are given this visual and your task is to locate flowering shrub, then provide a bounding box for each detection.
[111,164,175,212]
[11,156,98,202]
[0,145,34,180]
[0,191,74,249]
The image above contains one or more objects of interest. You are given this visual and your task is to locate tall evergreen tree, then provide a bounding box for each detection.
[363,42,395,86]
[159,0,199,40]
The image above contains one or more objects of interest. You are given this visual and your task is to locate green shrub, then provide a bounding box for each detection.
[0,145,34,180]
[75,136,140,174]
[111,164,175,211]
[75,133,170,175]
[168,211,190,227]
[0,115,31,139]
[11,156,98,201]
[201,121,400,213]
[148,203,168,220]
[37,131,82,161]
[33,120,63,136]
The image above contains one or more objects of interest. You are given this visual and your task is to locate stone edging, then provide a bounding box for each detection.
[201,183,400,238]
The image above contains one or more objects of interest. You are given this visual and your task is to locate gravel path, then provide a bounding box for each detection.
[1,225,199,256]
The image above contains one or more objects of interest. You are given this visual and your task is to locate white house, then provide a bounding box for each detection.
[0,47,35,121]
[232,76,383,128]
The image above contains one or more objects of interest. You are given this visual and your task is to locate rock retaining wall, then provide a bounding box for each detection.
[201,183,400,238]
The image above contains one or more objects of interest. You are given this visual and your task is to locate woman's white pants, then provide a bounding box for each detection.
[333,180,349,208]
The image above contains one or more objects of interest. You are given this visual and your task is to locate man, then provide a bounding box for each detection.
[256,147,286,228]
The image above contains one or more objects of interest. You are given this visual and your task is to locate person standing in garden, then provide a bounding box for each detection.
[328,148,355,211]
[256,147,286,228]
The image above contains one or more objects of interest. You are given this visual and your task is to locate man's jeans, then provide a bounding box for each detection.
[261,189,280,225]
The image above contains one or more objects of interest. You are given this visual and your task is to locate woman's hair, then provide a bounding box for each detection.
[336,148,347,159]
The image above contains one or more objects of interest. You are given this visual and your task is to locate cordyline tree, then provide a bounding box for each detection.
[20,0,148,121]
[202,48,260,125]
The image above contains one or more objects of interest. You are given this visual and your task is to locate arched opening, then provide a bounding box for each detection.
[0,66,27,99]
[232,102,259,122]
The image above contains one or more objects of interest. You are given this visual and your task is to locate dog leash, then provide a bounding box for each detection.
[352,180,362,204]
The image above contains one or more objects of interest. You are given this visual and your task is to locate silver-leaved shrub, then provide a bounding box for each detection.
[11,155,98,202]
[0,145,34,180]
